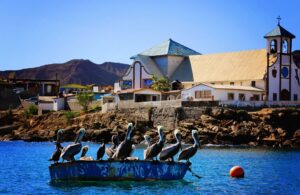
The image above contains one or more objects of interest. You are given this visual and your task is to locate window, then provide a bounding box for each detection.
[282,39,288,53]
[195,90,212,99]
[152,96,157,101]
[270,39,277,54]
[228,93,234,100]
[46,85,52,93]
[281,66,289,78]
[238,94,245,101]
[253,94,260,101]
[294,94,298,101]
[230,82,234,86]
[251,81,256,87]
[143,79,152,88]
[122,80,132,89]
[273,93,277,101]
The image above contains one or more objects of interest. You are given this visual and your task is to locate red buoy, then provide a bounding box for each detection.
[230,166,244,178]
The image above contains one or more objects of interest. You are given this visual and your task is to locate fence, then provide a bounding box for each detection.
[102,100,182,113]
[219,100,300,107]
[67,100,102,111]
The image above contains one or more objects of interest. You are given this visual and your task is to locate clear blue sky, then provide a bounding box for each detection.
[1,0,300,70]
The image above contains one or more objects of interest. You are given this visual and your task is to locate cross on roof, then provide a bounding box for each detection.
[277,16,281,25]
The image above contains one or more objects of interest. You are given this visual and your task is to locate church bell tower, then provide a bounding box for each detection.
[265,17,296,101]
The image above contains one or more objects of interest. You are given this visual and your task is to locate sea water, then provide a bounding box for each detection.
[0,141,299,194]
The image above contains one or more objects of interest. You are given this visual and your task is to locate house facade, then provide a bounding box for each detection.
[114,21,300,103]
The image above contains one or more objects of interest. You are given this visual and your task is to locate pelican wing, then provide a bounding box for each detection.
[159,143,181,160]
[178,145,197,161]
[105,147,115,158]
[113,141,132,160]
[60,143,82,161]
[97,144,105,160]
[145,142,164,160]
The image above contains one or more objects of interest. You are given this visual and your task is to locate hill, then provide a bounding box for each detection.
[0,59,129,85]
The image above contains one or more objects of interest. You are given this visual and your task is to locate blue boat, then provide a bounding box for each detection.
[49,160,190,181]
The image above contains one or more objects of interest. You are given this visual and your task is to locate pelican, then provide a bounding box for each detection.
[178,130,200,162]
[143,135,151,160]
[49,129,64,163]
[97,140,105,160]
[80,145,93,160]
[145,126,165,160]
[112,123,134,160]
[159,129,182,162]
[105,135,119,159]
[60,128,85,162]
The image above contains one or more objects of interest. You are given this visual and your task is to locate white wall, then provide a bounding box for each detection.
[38,102,53,111]
[53,98,65,111]
[182,85,263,101]
[134,62,141,89]
[122,67,133,80]
[268,61,280,100]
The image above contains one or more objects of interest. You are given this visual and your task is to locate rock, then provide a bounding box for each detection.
[210,108,223,118]
[179,122,194,129]
[236,110,251,121]
[293,129,300,139]
[200,114,218,124]
[223,109,236,119]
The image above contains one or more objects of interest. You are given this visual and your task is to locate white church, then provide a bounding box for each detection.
[113,20,300,106]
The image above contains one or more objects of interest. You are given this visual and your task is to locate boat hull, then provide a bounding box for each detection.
[49,160,190,181]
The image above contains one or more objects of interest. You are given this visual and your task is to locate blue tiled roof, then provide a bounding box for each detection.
[264,25,295,38]
[131,39,200,58]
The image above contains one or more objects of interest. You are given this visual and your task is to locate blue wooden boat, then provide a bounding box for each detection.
[49,160,190,181]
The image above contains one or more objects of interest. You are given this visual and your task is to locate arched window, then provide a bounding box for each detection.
[270,40,277,54]
[282,39,288,53]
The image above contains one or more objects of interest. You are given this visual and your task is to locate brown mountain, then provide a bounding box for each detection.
[0,59,129,85]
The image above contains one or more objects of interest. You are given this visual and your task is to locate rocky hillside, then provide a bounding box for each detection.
[0,107,300,149]
[0,60,129,85]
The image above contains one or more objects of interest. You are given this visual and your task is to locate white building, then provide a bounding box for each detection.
[114,20,300,103]
[181,83,264,102]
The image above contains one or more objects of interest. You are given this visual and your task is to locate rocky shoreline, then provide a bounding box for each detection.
[0,107,300,149]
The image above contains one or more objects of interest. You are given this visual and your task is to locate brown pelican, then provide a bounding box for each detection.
[60,128,85,162]
[145,126,165,160]
[49,129,64,163]
[97,140,105,160]
[105,135,119,159]
[178,130,200,162]
[112,123,134,160]
[80,145,93,160]
[159,129,181,161]
[143,135,151,160]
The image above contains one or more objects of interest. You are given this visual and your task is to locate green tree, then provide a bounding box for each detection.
[77,93,93,112]
[151,76,171,92]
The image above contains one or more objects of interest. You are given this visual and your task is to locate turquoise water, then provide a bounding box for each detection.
[0,142,300,194]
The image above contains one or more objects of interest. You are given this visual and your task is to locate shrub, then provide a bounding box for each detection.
[24,104,38,118]
[77,93,93,112]
[151,76,171,92]
[64,111,78,124]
